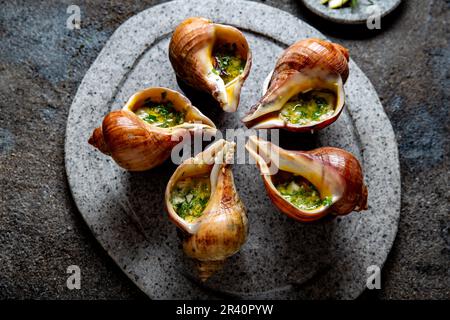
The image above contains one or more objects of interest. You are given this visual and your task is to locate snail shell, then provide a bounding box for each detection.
[246,136,368,222]
[165,139,248,281]
[169,17,252,112]
[242,38,349,132]
[88,87,216,171]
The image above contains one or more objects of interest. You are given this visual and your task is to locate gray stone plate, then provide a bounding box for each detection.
[65,0,400,299]
[302,0,401,24]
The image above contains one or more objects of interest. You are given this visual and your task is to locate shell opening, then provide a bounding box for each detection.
[169,174,212,223]
[123,87,216,132]
[211,29,248,85]
[205,24,251,112]
[133,100,186,128]
[271,170,333,212]
[243,68,344,130]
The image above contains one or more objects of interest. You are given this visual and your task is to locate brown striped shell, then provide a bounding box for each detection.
[246,136,368,222]
[165,140,248,281]
[169,17,252,112]
[88,87,216,171]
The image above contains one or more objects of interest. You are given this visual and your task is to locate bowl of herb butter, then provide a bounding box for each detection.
[301,0,402,24]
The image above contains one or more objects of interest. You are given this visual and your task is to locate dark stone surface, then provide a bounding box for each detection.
[0,0,448,299]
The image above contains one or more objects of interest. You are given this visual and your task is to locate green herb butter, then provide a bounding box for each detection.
[280,89,336,125]
[276,175,332,210]
[212,43,245,84]
[170,175,211,222]
[135,100,185,128]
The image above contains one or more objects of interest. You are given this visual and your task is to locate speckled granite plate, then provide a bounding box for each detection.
[302,0,401,24]
[65,0,400,299]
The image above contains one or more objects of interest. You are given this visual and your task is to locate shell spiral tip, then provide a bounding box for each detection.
[88,126,110,155]
[196,260,225,282]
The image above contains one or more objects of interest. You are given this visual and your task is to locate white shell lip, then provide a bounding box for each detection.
[207,23,252,113]
[165,139,236,235]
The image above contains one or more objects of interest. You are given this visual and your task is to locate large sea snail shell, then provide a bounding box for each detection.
[88,87,216,171]
[169,17,252,113]
[242,38,349,132]
[246,136,367,222]
[165,139,248,281]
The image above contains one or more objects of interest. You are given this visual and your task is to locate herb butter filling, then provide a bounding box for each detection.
[212,43,246,84]
[280,89,336,125]
[170,175,211,222]
[275,175,332,210]
[135,100,185,128]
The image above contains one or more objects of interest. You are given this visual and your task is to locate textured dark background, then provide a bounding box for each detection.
[0,0,448,299]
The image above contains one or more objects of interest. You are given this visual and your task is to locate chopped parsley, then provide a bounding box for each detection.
[280,89,336,125]
[134,100,185,128]
[170,176,211,222]
[275,175,333,210]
